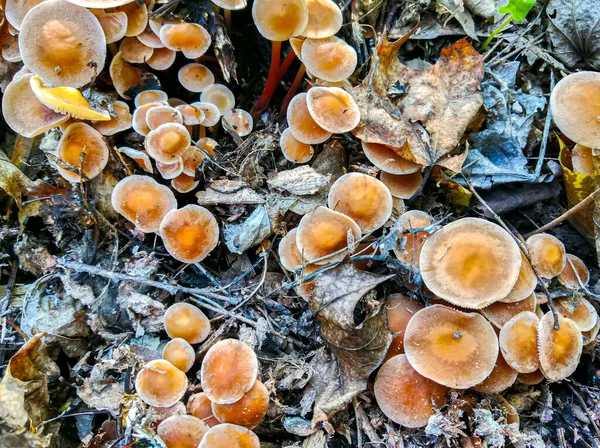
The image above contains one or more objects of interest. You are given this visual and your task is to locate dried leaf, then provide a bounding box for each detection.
[0,148,34,209]
[268,166,331,196]
[437,0,478,40]
[116,292,165,337]
[465,0,498,18]
[224,205,272,254]
[196,180,265,205]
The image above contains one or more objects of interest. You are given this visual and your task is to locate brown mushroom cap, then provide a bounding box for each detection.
[583,301,600,345]
[181,146,205,176]
[306,86,360,133]
[279,128,314,163]
[177,104,205,126]
[159,23,211,59]
[198,424,260,448]
[223,109,253,137]
[398,210,432,230]
[328,172,393,233]
[93,101,133,136]
[120,36,154,64]
[374,354,448,428]
[380,171,423,200]
[286,92,332,144]
[118,147,153,173]
[19,0,106,88]
[481,293,537,329]
[212,380,269,429]
[278,228,304,272]
[252,0,308,42]
[558,254,590,289]
[132,101,168,136]
[301,0,342,38]
[110,51,143,100]
[157,414,210,448]
[135,359,188,408]
[361,141,421,175]
[526,233,566,279]
[160,205,219,263]
[111,174,177,233]
[187,392,220,427]
[555,297,598,332]
[500,252,537,303]
[296,206,361,264]
[2,73,68,138]
[517,369,545,385]
[178,63,215,93]
[191,102,221,127]
[404,305,499,389]
[550,71,600,148]
[136,26,165,49]
[5,0,45,31]
[145,123,191,164]
[472,352,518,394]
[146,105,184,130]
[147,47,177,71]
[201,339,259,404]
[200,84,236,115]
[420,218,522,309]
[498,311,540,374]
[156,158,184,180]
[164,302,211,344]
[116,1,147,37]
[384,294,423,362]
[135,90,169,107]
[196,137,218,156]
[57,122,109,182]
[571,144,593,174]
[301,36,357,82]
[162,338,196,373]
[538,312,583,381]
[172,173,200,194]
[393,231,429,269]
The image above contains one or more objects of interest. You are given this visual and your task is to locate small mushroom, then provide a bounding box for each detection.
[583,301,600,345]
[471,352,518,394]
[200,84,236,115]
[278,228,304,272]
[558,254,590,289]
[301,0,343,38]
[526,233,566,279]
[555,297,598,332]
[286,92,332,144]
[116,1,148,37]
[500,252,537,303]
[380,171,423,200]
[164,302,211,344]
[95,12,128,44]
[176,104,206,126]
[57,122,109,182]
[147,48,177,71]
[162,338,195,373]
[181,146,205,176]
[301,36,357,82]
[223,109,253,137]
[393,230,429,269]
[137,26,166,49]
[191,102,221,127]
[145,123,191,163]
[93,101,133,136]
[133,101,169,136]
[172,172,199,193]
[159,23,211,59]
[571,144,593,174]
[198,424,260,448]
[156,158,184,180]
[361,141,422,175]
[252,0,308,42]
[156,414,210,448]
[117,147,153,173]
[212,380,269,429]
[135,90,169,107]
[384,294,423,362]
[178,63,215,92]
[481,293,537,329]
[187,392,220,427]
[279,128,314,163]
[146,106,184,130]
[306,86,360,134]
[499,311,540,374]
[110,51,143,100]
[517,370,545,385]
[135,359,188,407]
[538,312,582,381]
[5,0,45,31]
[120,36,154,64]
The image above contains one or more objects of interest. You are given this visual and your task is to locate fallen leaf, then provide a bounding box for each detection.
[465,0,498,18]
[268,166,331,196]
[196,179,266,205]
[224,205,272,254]
[0,148,34,209]
[116,291,165,337]
[437,0,478,41]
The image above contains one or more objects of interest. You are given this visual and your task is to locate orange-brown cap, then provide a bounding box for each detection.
[555,297,598,332]
[115,1,148,37]
[178,63,215,93]
[110,51,143,100]
[132,101,169,136]
[571,144,593,175]
[558,254,590,289]
[481,293,537,329]
[147,47,177,71]
[182,146,205,176]
[162,338,196,373]
[135,90,169,107]
[398,210,432,230]
[171,173,200,193]
[187,392,220,427]
[301,36,357,82]
[278,228,304,272]
[156,158,184,180]
[164,302,210,344]
[306,86,360,133]
[212,380,269,429]
[159,23,211,59]
[361,141,421,175]
[223,109,253,137]
[136,25,166,49]
[120,36,154,64]
[499,311,540,374]
[384,294,423,362]
[517,370,545,385]
[200,84,236,115]
[191,102,221,127]
[279,128,314,163]
[145,123,191,164]
[380,171,422,200]
[471,352,518,394]
[301,0,343,38]
[146,105,184,130]
[118,147,153,173]
[538,312,582,381]
[176,104,206,126]
[157,415,209,448]
[198,424,260,448]
[499,252,537,303]
[286,92,332,144]
[393,231,429,269]
[420,218,521,309]
[404,305,499,389]
[135,359,188,407]
[525,233,566,279]
[252,0,308,42]
[57,122,109,182]
[93,101,132,136]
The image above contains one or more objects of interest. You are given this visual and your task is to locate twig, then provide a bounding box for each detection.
[43,410,111,425]
[534,70,555,178]
[231,251,269,312]
[567,257,600,301]
[567,383,600,442]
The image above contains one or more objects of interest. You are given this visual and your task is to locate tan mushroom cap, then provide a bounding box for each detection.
[96,12,128,44]
[57,122,109,182]
[2,73,68,138]
[301,36,357,82]
[176,104,205,126]
[146,105,184,130]
[212,0,247,9]
[294,263,320,300]
[111,174,177,232]
[481,293,537,329]
[201,339,259,404]
[361,141,421,175]
[296,206,361,264]
[164,302,211,344]
[571,144,593,175]
[191,102,221,127]
[420,218,522,309]
[287,92,331,144]
[538,312,583,381]
[160,205,219,263]
[394,231,429,269]
[149,17,183,35]
[110,51,143,100]
[132,101,169,136]
[198,424,260,448]
[306,86,360,134]
[196,137,218,156]
[517,370,545,385]
[93,101,132,136]
[278,228,304,272]
[67,0,136,7]
[157,415,210,448]
[583,301,600,345]
[156,158,184,180]
[136,26,165,49]
[526,233,566,279]
[223,109,253,137]
[398,210,432,230]
[179,146,203,176]
[252,0,308,42]
[280,128,314,163]
[558,254,590,289]
[120,36,154,63]
[118,147,153,173]
[384,294,423,362]
[19,0,106,88]
[145,123,191,164]
[172,173,200,193]
[147,47,177,71]
[374,354,448,428]
[212,380,269,429]
[178,63,215,93]
[187,392,220,427]
[5,0,45,31]
[380,171,422,200]
[550,71,600,148]
[135,359,188,408]
[200,84,236,115]
[498,311,540,374]
[160,23,211,58]
[2,34,21,63]
[135,90,169,107]
[289,37,305,60]
[555,297,598,332]
[472,352,518,394]
[328,173,393,233]
[115,1,147,37]
[500,252,537,303]
[150,402,187,427]
[301,0,342,38]
[404,305,499,389]
[162,338,196,373]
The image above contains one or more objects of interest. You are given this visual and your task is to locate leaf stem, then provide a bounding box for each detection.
[481,14,513,51]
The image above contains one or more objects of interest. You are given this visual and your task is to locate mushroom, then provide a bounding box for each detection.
[393,230,429,269]
[172,174,200,194]
[525,233,566,279]
[374,354,448,428]
[146,106,184,130]
[178,63,215,92]
[135,359,188,407]
[164,302,211,344]
[517,370,545,385]
[211,0,247,30]
[93,101,133,136]
[296,206,361,265]
[471,352,518,394]
[398,210,432,230]
[480,293,537,329]
[196,137,218,156]
[110,52,143,100]
[149,17,183,35]
[198,424,260,448]
[2,34,21,62]
[111,174,177,233]
[5,0,45,31]
[419,218,522,309]
[200,339,258,404]
[176,104,205,126]
[159,205,220,263]
[583,302,600,345]
[538,312,583,381]
[384,294,423,362]
[187,392,220,427]
[150,402,187,428]
[223,109,253,137]
[147,48,177,71]
[286,92,332,144]
[159,23,211,59]
[380,171,423,200]
[136,26,166,49]
[498,311,540,374]
[211,380,269,429]
[157,414,210,448]
[293,263,320,300]
[361,141,422,175]
[156,158,184,180]
[56,122,110,182]
[19,0,106,87]
[571,144,593,174]
[404,305,499,389]
[278,228,304,272]
[191,102,221,127]
[557,254,590,289]
[279,128,314,163]
[133,101,169,136]
[135,90,169,107]
[499,252,537,303]
[181,146,205,176]
[120,36,154,64]
[555,297,598,332]
[162,338,196,373]
[301,36,357,82]
[117,147,153,173]
[327,172,393,233]
[200,84,236,115]
[550,71,600,149]
[306,86,361,134]
[145,123,191,164]
[301,0,343,38]
[95,12,128,44]
[116,1,148,37]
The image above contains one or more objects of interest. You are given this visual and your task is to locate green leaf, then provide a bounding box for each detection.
[498,0,536,22]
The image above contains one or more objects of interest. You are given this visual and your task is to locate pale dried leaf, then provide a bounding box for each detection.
[437,0,478,40]
[0,149,34,209]
[196,179,265,205]
[224,205,272,254]
[268,166,331,196]
[465,0,498,17]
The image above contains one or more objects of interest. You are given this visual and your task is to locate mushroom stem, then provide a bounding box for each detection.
[224,9,232,32]
[280,64,306,116]
[200,125,206,139]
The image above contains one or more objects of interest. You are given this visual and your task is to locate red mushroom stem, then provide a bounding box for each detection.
[280,63,306,116]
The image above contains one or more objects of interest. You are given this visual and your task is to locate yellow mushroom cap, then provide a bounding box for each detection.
[500,252,537,303]
[56,122,109,182]
[525,233,566,279]
[190,102,221,127]
[2,73,68,138]
[110,51,143,100]
[301,0,343,38]
[471,352,518,394]
[286,92,332,144]
[162,338,196,373]
[420,218,522,309]
[222,109,253,137]
[159,205,220,263]
[278,227,304,272]
[211,0,247,9]
[19,0,106,88]
[156,158,184,180]
[301,36,357,82]
[555,297,598,332]
[200,84,236,115]
[306,86,361,133]
[147,47,177,71]
[550,71,600,148]
[156,415,210,448]
[178,63,215,93]
[498,311,540,374]
[252,0,308,42]
[558,254,590,289]
[538,312,583,382]
[198,424,260,448]
[279,128,314,163]
[481,293,537,329]
[95,12,128,44]
[5,0,45,31]
[187,392,220,427]
[296,206,361,265]
[380,171,423,200]
[328,172,393,233]
[93,101,132,136]
[159,23,211,59]
[361,141,422,175]
[120,36,154,64]
[404,305,499,389]
[135,359,188,408]
[135,90,169,108]
[145,123,191,164]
